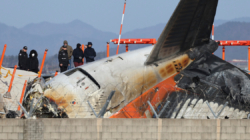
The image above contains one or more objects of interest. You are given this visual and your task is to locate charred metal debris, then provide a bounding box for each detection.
[20,77,68,118]
[171,40,250,118]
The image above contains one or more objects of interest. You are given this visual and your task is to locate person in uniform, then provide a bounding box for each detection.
[59,40,73,69]
[84,42,96,63]
[58,46,69,72]
[18,46,28,70]
[27,50,39,73]
[73,43,84,67]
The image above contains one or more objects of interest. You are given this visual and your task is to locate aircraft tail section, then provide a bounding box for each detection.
[145,0,218,65]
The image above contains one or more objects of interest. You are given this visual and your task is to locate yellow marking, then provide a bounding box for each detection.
[0,67,38,78]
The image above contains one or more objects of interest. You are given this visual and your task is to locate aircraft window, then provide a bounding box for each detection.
[64,68,100,88]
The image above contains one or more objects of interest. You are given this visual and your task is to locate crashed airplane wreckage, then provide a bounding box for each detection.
[5,0,250,119]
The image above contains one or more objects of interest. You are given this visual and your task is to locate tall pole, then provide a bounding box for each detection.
[126,44,129,52]
[248,46,250,74]
[107,42,110,57]
[212,24,215,40]
[222,46,225,60]
[54,70,58,77]
[81,44,85,64]
[38,49,48,78]
[3,65,17,99]
[0,44,7,71]
[17,80,27,111]
[116,0,127,55]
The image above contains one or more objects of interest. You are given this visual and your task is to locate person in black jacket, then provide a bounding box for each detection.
[73,43,84,67]
[84,42,96,63]
[58,46,69,72]
[27,50,39,73]
[18,46,28,70]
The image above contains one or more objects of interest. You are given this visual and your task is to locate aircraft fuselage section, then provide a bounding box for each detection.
[38,46,192,118]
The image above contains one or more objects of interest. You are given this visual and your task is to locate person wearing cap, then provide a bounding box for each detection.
[27,50,39,73]
[59,40,73,70]
[58,45,69,72]
[73,43,84,67]
[18,46,28,70]
[84,42,96,63]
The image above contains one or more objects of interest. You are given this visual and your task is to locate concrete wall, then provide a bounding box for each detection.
[0,119,249,140]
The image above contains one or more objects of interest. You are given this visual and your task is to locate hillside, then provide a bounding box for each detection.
[0,20,118,56]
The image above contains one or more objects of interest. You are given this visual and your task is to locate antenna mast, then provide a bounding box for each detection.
[116,0,127,55]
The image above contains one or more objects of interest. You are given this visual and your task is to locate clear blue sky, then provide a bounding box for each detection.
[0,0,250,33]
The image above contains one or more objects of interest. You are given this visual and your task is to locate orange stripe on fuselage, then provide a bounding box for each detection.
[110,74,181,118]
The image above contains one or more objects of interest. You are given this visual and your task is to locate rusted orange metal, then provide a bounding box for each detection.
[222,46,225,60]
[7,65,17,93]
[126,44,129,52]
[107,42,110,57]
[81,44,85,64]
[54,71,58,77]
[17,80,27,111]
[0,44,7,71]
[38,49,48,78]
[110,74,180,118]
[112,38,157,45]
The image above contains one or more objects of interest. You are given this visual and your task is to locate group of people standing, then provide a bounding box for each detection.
[58,40,96,72]
[18,46,39,73]
[17,40,96,74]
